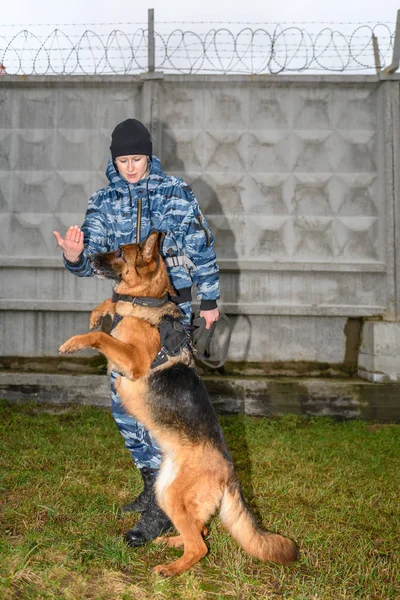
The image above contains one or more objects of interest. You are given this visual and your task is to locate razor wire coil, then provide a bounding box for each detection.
[0,23,394,75]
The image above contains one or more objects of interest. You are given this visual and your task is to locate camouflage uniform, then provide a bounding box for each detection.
[64,156,220,469]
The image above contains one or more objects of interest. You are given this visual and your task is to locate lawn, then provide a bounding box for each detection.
[0,401,399,599]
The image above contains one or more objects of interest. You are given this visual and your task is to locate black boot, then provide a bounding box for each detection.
[124,494,173,547]
[121,467,157,513]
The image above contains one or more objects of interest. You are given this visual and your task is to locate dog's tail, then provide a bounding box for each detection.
[219,475,297,565]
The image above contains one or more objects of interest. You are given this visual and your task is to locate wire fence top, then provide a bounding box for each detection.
[0,20,396,76]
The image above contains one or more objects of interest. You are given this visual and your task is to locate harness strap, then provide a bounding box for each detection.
[110,313,124,333]
[151,316,192,368]
[112,291,169,308]
[110,311,191,370]
[109,294,232,370]
[164,255,195,270]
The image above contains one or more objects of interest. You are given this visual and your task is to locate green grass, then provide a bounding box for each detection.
[0,401,399,599]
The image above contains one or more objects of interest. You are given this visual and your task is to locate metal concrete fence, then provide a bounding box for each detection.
[1,73,400,364]
[0,10,399,76]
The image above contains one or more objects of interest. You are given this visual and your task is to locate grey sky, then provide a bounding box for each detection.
[1,0,399,26]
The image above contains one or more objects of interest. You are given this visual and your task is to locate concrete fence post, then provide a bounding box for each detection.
[358,80,400,382]
[142,8,163,153]
[148,8,155,73]
[372,34,381,74]
[382,9,400,75]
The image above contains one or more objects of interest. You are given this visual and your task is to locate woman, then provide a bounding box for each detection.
[54,118,220,547]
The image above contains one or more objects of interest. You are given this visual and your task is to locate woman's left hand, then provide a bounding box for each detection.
[200,308,220,330]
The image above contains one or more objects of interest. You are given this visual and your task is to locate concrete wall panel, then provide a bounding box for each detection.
[0,75,396,362]
[0,310,94,356]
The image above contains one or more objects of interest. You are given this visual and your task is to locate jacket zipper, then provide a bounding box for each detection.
[127,185,142,244]
[196,214,211,247]
[137,197,142,243]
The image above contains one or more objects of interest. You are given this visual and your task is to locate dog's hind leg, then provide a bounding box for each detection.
[154,534,184,548]
[153,471,217,576]
[153,508,208,577]
[154,526,208,549]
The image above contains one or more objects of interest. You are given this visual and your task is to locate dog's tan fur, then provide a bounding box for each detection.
[60,233,297,576]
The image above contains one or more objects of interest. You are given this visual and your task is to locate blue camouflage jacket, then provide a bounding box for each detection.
[64,156,220,309]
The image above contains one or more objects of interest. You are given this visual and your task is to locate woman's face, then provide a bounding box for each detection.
[115,155,149,184]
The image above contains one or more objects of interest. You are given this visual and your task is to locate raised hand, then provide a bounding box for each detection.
[53,225,84,263]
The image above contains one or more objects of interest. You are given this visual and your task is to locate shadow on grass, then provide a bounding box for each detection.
[220,414,263,524]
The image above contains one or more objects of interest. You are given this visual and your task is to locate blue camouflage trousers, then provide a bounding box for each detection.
[111,301,191,470]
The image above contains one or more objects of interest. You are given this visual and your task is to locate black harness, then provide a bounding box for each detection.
[111,291,169,308]
[110,291,232,370]
[110,292,192,369]
[151,315,192,368]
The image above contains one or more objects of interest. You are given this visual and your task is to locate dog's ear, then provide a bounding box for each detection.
[140,231,161,264]
[157,231,166,252]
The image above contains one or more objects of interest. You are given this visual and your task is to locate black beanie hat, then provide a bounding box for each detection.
[110,119,152,159]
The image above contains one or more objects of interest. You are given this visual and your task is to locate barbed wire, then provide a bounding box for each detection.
[0,23,394,75]
[0,20,395,26]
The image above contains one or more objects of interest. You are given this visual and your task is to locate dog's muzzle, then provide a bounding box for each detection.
[89,255,120,280]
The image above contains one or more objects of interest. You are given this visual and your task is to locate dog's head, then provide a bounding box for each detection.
[89,232,173,298]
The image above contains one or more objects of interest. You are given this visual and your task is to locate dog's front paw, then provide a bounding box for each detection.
[89,310,103,331]
[59,335,86,355]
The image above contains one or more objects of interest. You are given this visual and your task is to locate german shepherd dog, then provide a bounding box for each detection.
[59,232,297,577]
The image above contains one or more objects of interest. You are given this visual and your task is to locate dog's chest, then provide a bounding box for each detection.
[111,315,158,346]
[155,454,176,502]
